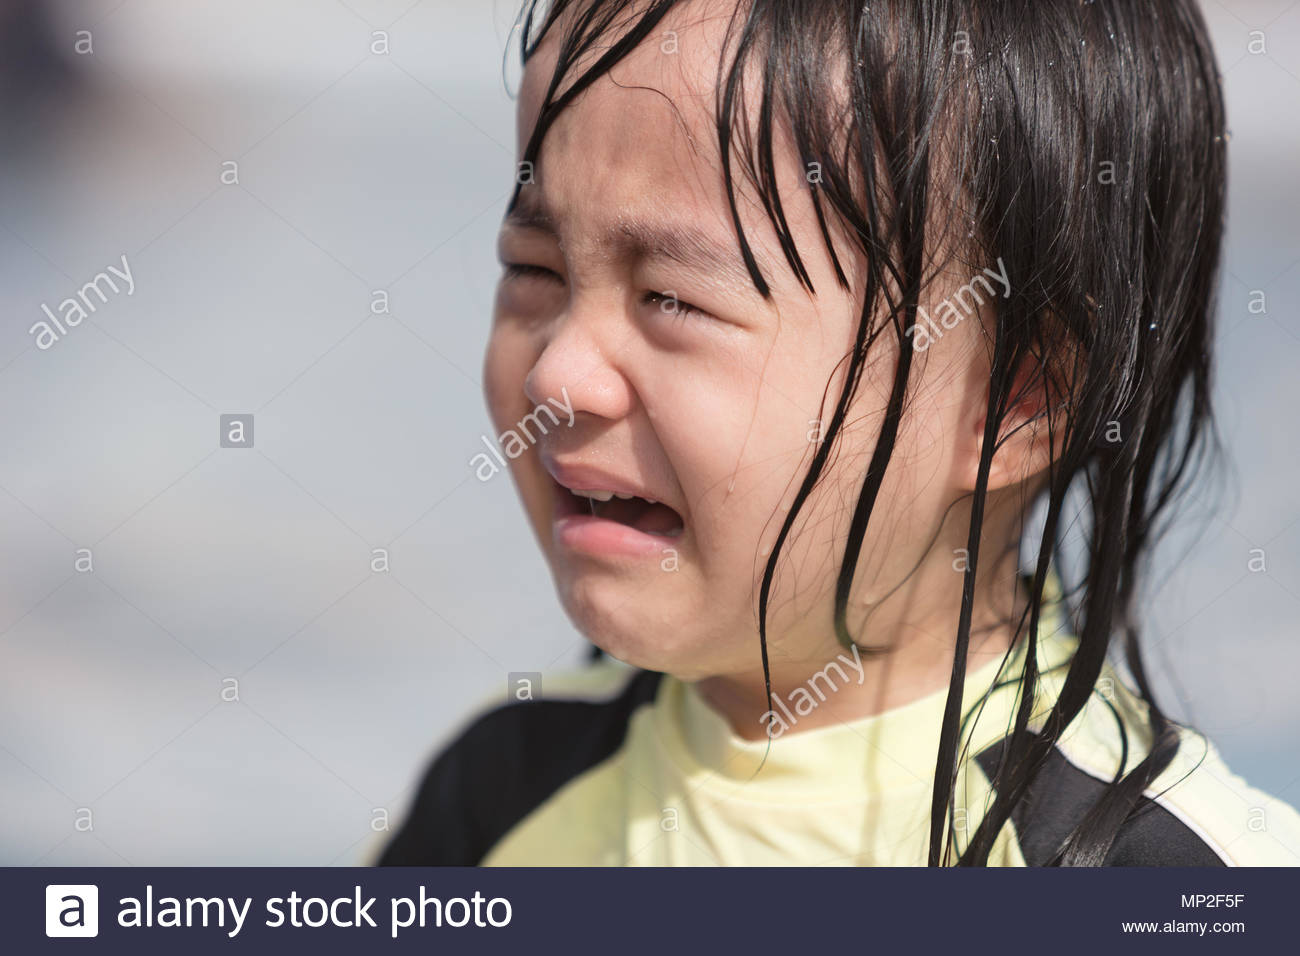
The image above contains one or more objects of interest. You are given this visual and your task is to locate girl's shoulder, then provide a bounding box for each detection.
[1040,664,1300,866]
[1155,726,1300,866]
[376,660,663,865]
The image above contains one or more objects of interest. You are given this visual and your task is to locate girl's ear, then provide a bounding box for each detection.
[958,355,1059,494]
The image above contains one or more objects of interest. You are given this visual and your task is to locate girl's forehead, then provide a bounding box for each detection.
[516,2,757,154]
[511,13,809,249]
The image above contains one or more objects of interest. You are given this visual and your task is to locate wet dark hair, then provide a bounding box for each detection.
[510,0,1226,866]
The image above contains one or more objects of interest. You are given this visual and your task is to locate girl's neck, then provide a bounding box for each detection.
[694,563,1030,742]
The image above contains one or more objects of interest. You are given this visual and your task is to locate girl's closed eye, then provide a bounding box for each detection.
[499,262,710,323]
[642,290,707,320]
[501,265,708,322]
[502,262,563,283]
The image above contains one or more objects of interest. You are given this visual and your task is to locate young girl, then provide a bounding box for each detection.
[381,0,1300,866]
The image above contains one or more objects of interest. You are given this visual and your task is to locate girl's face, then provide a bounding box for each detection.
[484,10,986,682]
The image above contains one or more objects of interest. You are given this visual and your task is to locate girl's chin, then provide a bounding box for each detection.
[550,573,740,675]
[561,601,679,665]
[571,621,731,681]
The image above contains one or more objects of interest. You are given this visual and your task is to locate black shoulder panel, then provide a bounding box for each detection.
[974,735,1227,867]
[378,668,664,866]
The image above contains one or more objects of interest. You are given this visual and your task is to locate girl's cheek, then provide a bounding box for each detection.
[483,327,535,434]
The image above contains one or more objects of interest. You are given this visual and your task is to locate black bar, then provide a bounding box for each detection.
[6,866,1296,954]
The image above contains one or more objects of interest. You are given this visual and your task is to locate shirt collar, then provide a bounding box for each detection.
[653,597,1078,800]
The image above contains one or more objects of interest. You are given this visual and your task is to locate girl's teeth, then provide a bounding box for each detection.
[572,489,660,504]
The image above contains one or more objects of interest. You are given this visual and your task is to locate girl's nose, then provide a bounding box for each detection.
[523,304,635,424]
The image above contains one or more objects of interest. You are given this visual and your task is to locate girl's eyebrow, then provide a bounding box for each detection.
[502,191,557,234]
[504,190,767,291]
[614,218,762,291]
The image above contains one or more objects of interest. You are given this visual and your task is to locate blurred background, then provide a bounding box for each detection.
[0,0,1296,865]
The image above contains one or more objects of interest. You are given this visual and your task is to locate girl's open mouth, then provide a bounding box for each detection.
[551,482,685,558]
[572,489,684,537]
[556,484,684,536]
